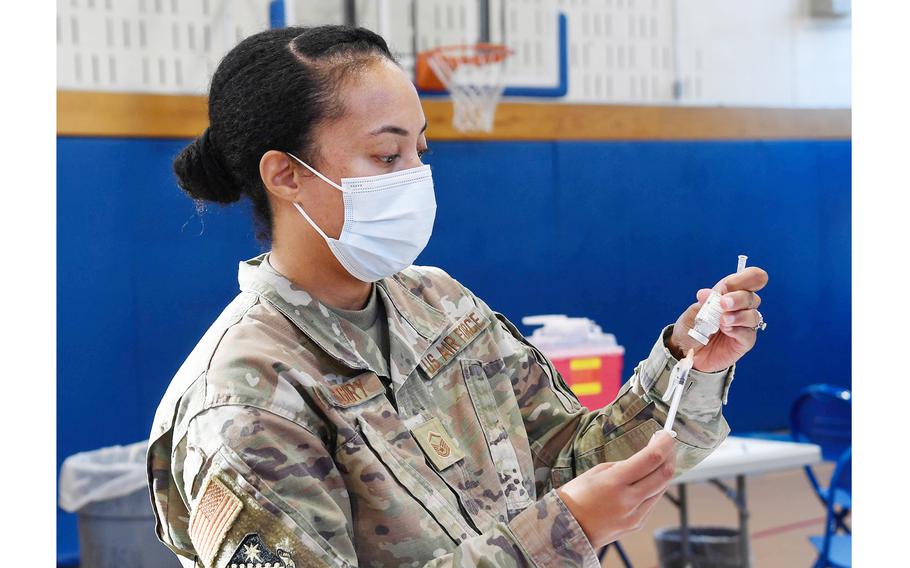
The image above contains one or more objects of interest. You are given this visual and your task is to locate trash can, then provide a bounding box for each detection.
[59,440,181,568]
[654,526,745,568]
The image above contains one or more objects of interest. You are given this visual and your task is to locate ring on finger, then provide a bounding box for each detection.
[752,310,767,332]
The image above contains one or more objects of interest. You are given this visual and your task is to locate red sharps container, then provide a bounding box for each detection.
[522,315,625,410]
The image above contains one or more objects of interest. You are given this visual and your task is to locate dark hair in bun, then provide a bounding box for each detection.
[174,127,240,204]
[173,25,396,241]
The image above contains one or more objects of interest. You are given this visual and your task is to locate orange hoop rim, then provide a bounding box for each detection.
[421,42,513,67]
[414,42,513,92]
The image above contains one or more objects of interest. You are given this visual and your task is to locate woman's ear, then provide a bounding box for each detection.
[260,150,311,202]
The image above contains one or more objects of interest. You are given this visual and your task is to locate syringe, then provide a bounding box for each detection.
[662,348,694,435]
[663,256,748,435]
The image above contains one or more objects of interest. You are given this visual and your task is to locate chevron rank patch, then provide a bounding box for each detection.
[411,416,464,471]
[188,477,244,567]
[228,533,297,568]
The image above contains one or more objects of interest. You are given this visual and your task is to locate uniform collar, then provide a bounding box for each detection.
[237,253,449,387]
[376,275,449,387]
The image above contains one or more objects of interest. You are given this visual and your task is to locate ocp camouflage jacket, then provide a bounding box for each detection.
[148,253,734,568]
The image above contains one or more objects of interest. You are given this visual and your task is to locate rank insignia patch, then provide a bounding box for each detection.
[428,431,451,457]
[411,417,464,471]
[228,533,296,568]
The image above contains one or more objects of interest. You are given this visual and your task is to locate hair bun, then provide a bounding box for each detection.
[173,128,243,204]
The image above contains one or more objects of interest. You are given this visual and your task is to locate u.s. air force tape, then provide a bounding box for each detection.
[419,308,489,378]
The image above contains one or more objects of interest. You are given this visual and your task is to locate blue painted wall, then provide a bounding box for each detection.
[57,136,850,555]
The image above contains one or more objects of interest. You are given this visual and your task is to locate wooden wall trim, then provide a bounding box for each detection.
[58,91,851,140]
[57,91,209,139]
[423,100,851,140]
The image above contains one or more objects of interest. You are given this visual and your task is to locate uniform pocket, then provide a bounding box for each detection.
[356,416,478,544]
[461,359,534,517]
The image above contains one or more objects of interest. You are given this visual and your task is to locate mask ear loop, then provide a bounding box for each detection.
[285,152,343,242]
[285,152,344,190]
[292,202,332,242]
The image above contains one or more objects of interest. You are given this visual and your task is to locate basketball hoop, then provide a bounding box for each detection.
[415,43,513,133]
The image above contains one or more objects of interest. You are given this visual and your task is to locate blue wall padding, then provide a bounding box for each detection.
[421,140,850,431]
[56,137,850,555]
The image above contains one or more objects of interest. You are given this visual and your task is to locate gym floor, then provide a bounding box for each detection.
[601,462,838,567]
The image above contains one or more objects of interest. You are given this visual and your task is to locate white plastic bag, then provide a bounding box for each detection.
[58,440,150,513]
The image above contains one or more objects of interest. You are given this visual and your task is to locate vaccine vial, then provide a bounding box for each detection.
[688,255,747,345]
[688,290,723,345]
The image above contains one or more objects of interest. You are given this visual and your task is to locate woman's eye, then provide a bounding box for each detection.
[379,154,399,164]
[418,147,432,159]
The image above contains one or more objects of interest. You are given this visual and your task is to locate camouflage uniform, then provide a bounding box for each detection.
[148,253,734,568]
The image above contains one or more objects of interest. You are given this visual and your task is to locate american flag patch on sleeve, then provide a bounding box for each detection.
[188,476,244,567]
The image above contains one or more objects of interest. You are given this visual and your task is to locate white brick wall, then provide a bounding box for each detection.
[57,0,270,94]
[58,0,851,107]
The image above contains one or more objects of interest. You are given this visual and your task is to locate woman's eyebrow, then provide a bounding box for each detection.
[369,121,429,136]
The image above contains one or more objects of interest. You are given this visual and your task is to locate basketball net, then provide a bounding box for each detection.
[420,44,512,133]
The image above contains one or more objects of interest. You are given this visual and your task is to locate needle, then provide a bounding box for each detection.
[663,348,695,436]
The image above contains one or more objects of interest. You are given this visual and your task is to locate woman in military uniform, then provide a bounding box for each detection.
[148,25,768,568]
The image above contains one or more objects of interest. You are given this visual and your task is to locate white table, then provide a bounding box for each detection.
[664,436,822,568]
[675,436,822,484]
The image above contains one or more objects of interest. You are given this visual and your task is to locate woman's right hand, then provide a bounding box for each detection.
[555,430,676,549]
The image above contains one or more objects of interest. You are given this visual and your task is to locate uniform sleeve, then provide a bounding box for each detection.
[178,405,352,568]
[178,404,600,568]
[465,290,732,491]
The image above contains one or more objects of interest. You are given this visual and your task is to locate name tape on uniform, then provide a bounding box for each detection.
[326,372,386,408]
[419,308,489,378]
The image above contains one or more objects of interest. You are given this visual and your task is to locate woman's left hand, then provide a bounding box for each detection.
[668,267,769,373]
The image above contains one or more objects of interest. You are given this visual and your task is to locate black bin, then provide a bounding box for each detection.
[653,526,745,568]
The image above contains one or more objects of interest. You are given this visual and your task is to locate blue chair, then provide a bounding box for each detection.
[790,384,852,535]
[809,447,851,568]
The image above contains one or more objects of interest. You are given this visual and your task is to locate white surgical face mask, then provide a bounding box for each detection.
[286,152,437,282]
